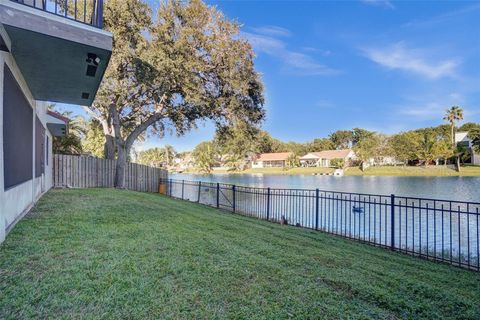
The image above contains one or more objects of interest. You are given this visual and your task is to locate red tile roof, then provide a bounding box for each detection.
[257,152,293,161]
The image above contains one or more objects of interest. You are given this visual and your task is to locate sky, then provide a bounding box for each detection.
[60,0,480,152]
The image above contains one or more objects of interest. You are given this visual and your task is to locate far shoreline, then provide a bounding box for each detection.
[173,165,480,177]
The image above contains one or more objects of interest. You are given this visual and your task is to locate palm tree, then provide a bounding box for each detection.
[163,145,176,167]
[443,106,464,147]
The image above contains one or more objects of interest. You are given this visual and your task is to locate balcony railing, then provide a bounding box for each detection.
[10,0,104,29]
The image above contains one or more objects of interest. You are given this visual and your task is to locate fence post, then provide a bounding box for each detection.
[315,189,319,230]
[197,181,201,203]
[232,185,236,213]
[181,180,185,200]
[390,194,395,251]
[216,183,220,208]
[266,187,271,221]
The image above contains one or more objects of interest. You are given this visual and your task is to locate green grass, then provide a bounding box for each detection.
[345,165,480,176]
[1,189,479,319]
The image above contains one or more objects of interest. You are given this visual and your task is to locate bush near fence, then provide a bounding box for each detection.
[53,154,167,192]
[161,178,480,271]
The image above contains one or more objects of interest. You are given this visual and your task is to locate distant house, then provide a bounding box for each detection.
[174,153,195,172]
[455,132,480,165]
[252,152,293,168]
[300,149,356,167]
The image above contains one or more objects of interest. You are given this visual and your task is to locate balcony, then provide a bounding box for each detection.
[9,0,104,28]
[0,0,112,105]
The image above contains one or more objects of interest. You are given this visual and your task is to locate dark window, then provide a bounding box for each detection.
[3,64,33,189]
[46,136,49,166]
[35,115,45,177]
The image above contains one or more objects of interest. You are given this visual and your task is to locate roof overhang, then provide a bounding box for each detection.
[46,111,69,137]
[300,154,320,160]
[0,1,112,105]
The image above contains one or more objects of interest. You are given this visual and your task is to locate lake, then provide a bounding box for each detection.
[167,173,480,269]
[171,173,480,203]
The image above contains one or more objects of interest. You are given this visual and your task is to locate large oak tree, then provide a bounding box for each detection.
[85,0,264,187]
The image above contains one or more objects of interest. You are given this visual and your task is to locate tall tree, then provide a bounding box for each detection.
[137,147,175,168]
[354,134,382,171]
[254,131,285,153]
[389,132,420,166]
[214,122,258,170]
[469,128,480,154]
[416,131,438,167]
[431,139,453,165]
[192,141,218,173]
[459,122,480,133]
[443,106,464,146]
[82,119,105,157]
[86,0,264,188]
[310,138,335,152]
[329,130,353,149]
[352,128,374,146]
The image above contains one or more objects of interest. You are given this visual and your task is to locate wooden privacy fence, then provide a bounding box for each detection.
[53,154,168,192]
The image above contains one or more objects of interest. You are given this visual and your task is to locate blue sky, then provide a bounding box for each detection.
[61,0,480,152]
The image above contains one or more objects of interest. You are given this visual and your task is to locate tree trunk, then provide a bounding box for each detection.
[100,118,116,160]
[115,145,127,188]
[104,135,116,160]
[456,155,461,172]
[451,124,455,147]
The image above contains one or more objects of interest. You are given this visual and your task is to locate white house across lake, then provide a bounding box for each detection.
[299,149,356,167]
[456,132,480,165]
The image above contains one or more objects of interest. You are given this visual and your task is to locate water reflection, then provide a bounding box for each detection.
[172,173,480,202]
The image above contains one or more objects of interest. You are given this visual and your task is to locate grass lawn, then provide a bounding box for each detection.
[345,165,480,176]
[1,189,479,319]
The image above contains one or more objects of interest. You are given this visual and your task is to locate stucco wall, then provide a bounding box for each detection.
[473,153,480,166]
[0,48,53,242]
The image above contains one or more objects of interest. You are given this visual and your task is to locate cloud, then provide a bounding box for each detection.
[362,42,460,79]
[251,25,292,37]
[243,29,339,76]
[404,3,480,28]
[361,0,395,9]
[316,100,334,109]
[396,92,469,121]
[301,47,332,56]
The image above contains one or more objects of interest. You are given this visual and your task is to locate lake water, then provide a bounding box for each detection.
[167,173,480,268]
[171,173,480,203]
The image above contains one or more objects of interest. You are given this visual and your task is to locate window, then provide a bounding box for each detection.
[35,115,45,177]
[457,141,470,148]
[3,64,33,189]
[46,136,49,166]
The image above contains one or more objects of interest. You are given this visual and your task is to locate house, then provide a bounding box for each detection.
[300,149,356,167]
[173,153,195,172]
[455,132,480,165]
[251,152,293,168]
[0,0,112,243]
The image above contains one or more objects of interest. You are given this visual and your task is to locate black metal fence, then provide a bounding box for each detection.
[160,178,480,271]
[11,0,104,28]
